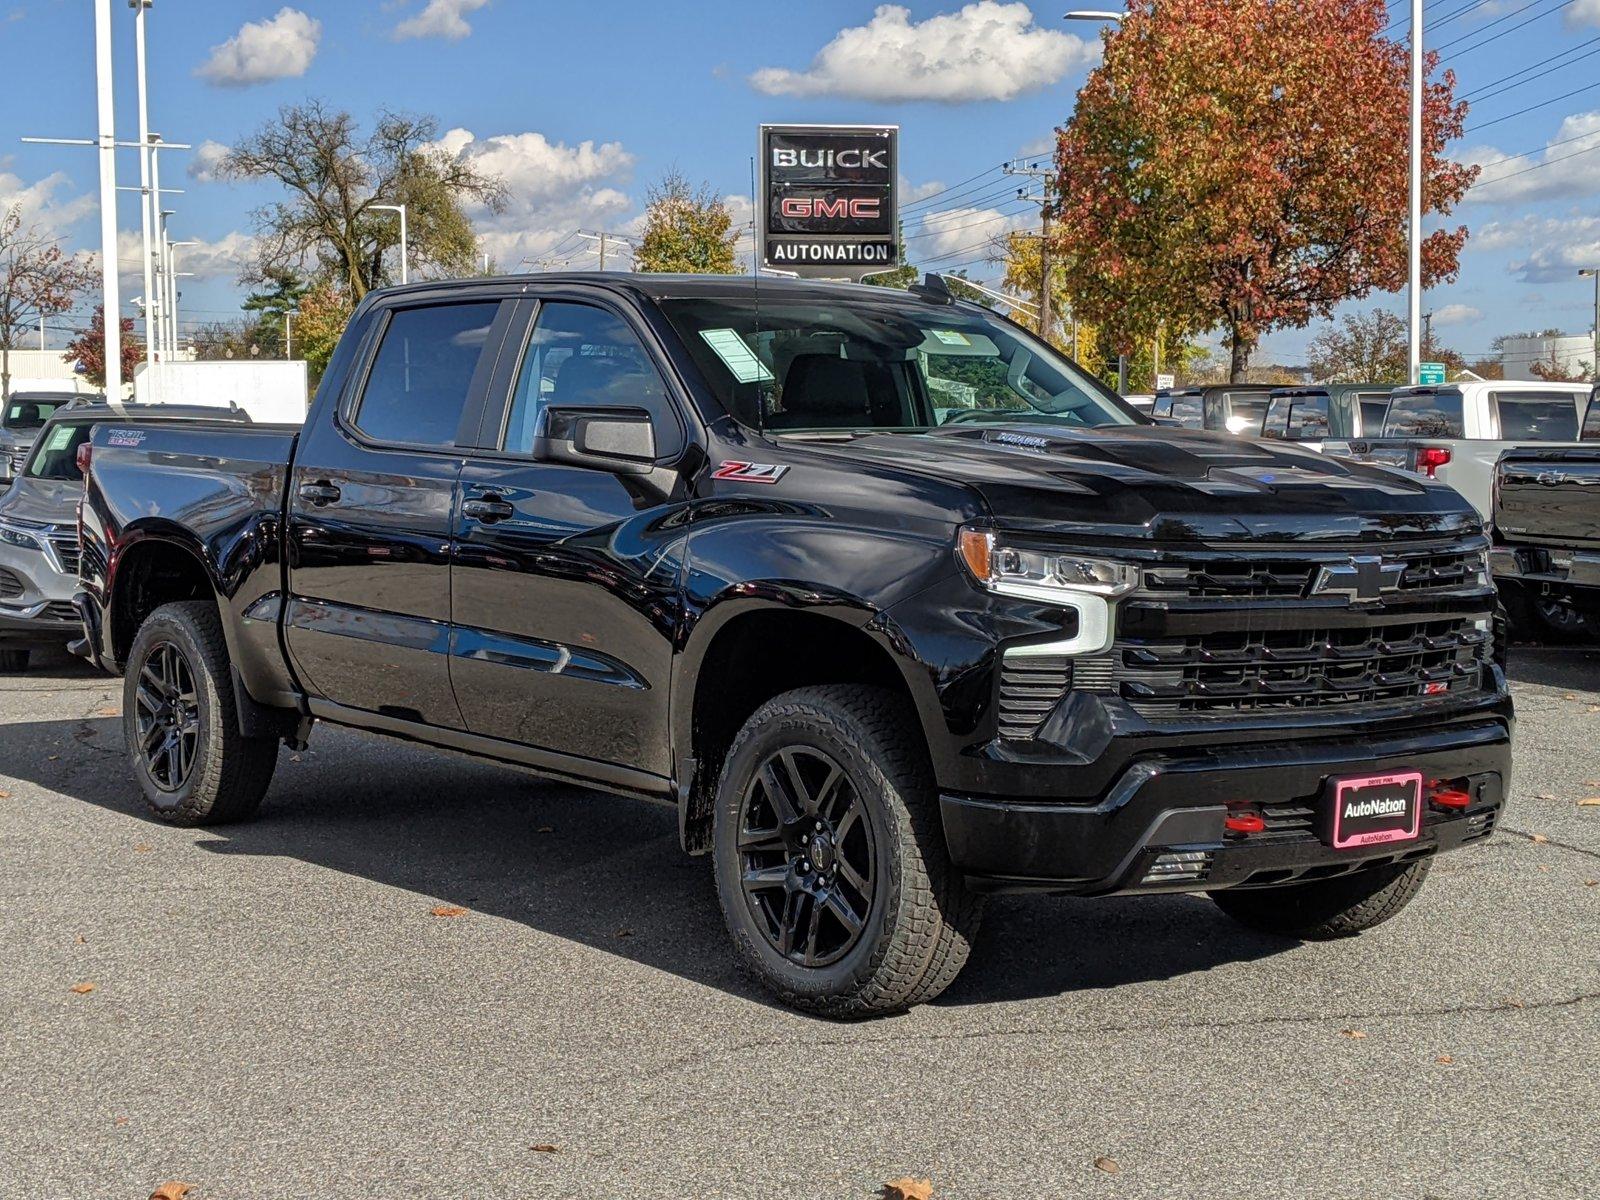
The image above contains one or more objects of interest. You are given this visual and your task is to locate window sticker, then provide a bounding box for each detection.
[931,329,971,347]
[700,328,775,384]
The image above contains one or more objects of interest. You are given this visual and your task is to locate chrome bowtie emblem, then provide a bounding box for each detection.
[1309,556,1405,602]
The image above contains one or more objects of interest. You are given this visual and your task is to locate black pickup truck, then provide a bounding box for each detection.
[1492,387,1600,640]
[75,273,1512,1016]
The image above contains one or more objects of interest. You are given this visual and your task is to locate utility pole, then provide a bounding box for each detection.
[1421,310,1434,358]
[1408,0,1424,383]
[578,229,636,271]
[1005,161,1056,343]
[1581,269,1599,381]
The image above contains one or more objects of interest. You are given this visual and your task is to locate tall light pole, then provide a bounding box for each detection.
[1408,0,1424,383]
[371,204,409,284]
[93,0,121,398]
[167,240,196,352]
[131,0,155,365]
[1582,269,1600,381]
[285,308,298,359]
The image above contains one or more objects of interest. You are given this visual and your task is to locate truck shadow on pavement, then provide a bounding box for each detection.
[7,695,1298,1013]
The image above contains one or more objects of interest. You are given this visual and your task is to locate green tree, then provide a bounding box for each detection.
[634,170,739,274]
[220,101,507,300]
[292,278,355,385]
[1053,0,1475,381]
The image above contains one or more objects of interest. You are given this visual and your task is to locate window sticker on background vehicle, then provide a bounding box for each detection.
[930,329,971,347]
[700,329,775,384]
[42,425,75,451]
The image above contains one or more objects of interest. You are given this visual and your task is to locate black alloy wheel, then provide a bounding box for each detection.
[737,745,877,967]
[133,640,201,793]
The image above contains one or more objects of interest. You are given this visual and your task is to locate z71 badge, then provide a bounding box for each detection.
[711,460,789,485]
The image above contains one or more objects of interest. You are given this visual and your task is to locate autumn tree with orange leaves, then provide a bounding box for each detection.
[1052,0,1476,381]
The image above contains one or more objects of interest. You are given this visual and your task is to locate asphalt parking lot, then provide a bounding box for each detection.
[2,646,1597,1200]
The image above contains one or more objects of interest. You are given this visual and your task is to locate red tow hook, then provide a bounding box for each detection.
[1427,779,1473,811]
[1224,811,1266,835]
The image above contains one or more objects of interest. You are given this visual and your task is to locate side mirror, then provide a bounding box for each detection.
[533,405,657,475]
[1149,415,1184,428]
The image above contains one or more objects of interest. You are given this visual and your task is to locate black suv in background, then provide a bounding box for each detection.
[75,274,1511,1016]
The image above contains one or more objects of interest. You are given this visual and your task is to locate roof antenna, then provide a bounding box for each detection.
[909,272,954,305]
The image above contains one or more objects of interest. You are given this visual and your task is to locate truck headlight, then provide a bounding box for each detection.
[0,522,44,552]
[957,528,1139,601]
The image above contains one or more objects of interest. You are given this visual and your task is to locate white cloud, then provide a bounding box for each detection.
[1016,134,1056,159]
[1474,214,1600,283]
[393,0,490,41]
[428,128,635,268]
[197,8,320,87]
[0,168,94,231]
[901,179,947,204]
[1569,0,1600,27]
[749,2,1097,103]
[115,229,255,292]
[1465,111,1600,203]
[1432,303,1482,327]
[187,140,232,184]
[909,205,1033,262]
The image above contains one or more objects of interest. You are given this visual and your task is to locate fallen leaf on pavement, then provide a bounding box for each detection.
[149,1183,193,1200]
[74,934,86,945]
[114,1116,129,1126]
[1339,1029,1367,1039]
[529,1144,560,1154]
[0,788,11,800]
[882,1179,933,1200]
[615,928,633,938]
[1530,834,1549,844]
[1534,794,1556,801]
[1094,1157,1122,1175]
[1565,693,1578,701]
[95,707,118,717]
[1435,1055,1454,1064]
[1586,879,1598,887]
[429,905,467,918]
[69,982,95,995]
[1505,997,1526,1009]
[133,844,152,853]
[1578,798,1600,807]
[537,825,554,833]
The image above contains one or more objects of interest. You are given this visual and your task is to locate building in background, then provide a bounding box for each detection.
[1498,332,1596,383]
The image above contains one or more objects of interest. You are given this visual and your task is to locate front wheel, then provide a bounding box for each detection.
[712,685,982,1018]
[123,600,279,825]
[1210,858,1431,939]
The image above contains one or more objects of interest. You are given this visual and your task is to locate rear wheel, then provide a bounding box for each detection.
[1503,584,1595,644]
[1210,858,1431,939]
[712,685,982,1018]
[0,648,30,673]
[124,600,278,825]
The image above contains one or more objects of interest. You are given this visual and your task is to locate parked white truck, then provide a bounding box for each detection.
[1324,381,1591,520]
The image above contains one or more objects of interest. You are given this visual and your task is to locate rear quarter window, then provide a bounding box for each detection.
[1493,391,1580,441]
[1583,393,1600,440]
[1384,392,1464,438]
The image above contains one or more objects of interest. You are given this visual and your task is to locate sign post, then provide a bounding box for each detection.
[759,124,898,280]
[1418,362,1446,385]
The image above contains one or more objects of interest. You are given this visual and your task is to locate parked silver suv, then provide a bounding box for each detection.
[0,402,252,671]
[0,392,93,484]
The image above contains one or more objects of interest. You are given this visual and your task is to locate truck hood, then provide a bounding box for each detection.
[811,424,1479,543]
[0,475,82,526]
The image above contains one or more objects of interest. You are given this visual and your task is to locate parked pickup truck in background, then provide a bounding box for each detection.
[1324,381,1591,521]
[1259,383,1394,451]
[74,273,1512,1016]
[1150,384,1279,435]
[1492,388,1600,642]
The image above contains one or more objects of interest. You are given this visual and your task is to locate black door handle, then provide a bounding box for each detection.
[298,480,341,506]
[462,495,515,523]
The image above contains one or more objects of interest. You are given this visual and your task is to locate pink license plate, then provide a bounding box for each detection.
[1328,771,1423,849]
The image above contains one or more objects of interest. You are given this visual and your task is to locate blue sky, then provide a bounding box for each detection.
[2,0,1598,369]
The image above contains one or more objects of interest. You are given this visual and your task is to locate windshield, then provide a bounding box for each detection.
[3,396,71,431]
[1385,391,1464,438]
[24,420,92,481]
[1493,392,1580,440]
[657,295,1140,433]
[1219,392,1271,434]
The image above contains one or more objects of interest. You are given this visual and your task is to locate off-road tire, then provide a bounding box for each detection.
[712,685,983,1018]
[1210,858,1432,939]
[1502,584,1594,645]
[124,600,278,826]
[0,647,30,673]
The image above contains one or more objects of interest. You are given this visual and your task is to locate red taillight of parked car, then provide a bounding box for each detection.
[1416,446,1452,478]
[76,441,93,476]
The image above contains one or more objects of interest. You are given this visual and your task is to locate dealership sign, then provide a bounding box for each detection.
[760,124,898,279]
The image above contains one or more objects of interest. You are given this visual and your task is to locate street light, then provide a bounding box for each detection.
[371,203,409,285]
[1581,269,1599,382]
[284,308,300,359]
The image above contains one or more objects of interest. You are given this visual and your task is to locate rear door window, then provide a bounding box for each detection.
[1384,391,1464,438]
[1219,391,1270,434]
[1583,392,1600,440]
[1356,394,1391,436]
[3,397,71,430]
[352,302,502,448]
[1161,394,1203,426]
[1492,391,1580,441]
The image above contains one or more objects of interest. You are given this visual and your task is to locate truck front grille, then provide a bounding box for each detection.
[997,656,1072,740]
[1140,543,1486,599]
[1116,616,1489,717]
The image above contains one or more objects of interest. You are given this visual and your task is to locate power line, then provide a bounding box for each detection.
[1460,35,1600,100]
[1438,0,1578,57]
[1464,78,1600,132]
[1472,137,1600,187]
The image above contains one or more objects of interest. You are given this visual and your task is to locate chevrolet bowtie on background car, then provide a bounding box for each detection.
[73,273,1512,1017]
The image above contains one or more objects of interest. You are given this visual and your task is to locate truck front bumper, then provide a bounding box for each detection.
[940,718,1509,894]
